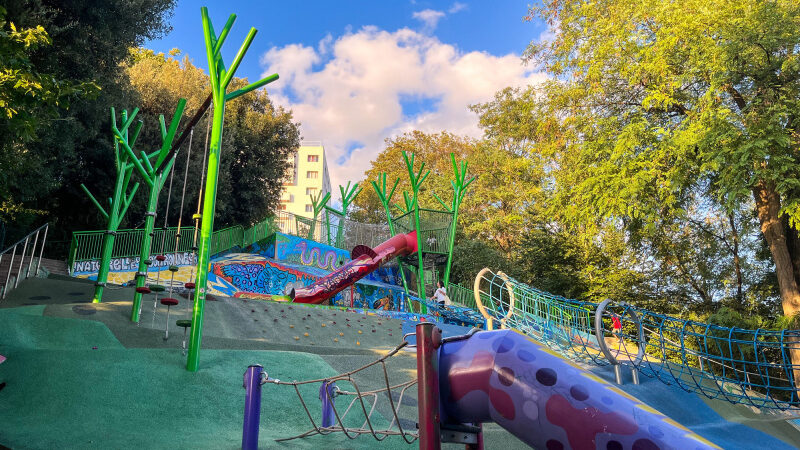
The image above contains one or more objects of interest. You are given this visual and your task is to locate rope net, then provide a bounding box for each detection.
[474,268,800,410]
[264,340,419,443]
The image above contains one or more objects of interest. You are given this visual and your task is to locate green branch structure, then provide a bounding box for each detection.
[371,174,412,298]
[431,153,475,286]
[401,151,430,313]
[306,189,331,241]
[129,99,187,323]
[372,152,473,313]
[187,6,280,372]
[81,108,143,303]
[324,181,362,246]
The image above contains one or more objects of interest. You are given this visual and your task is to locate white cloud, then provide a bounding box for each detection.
[448,2,467,13]
[261,27,545,194]
[412,9,446,33]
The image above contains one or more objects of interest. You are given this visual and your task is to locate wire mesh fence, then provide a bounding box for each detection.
[473,268,800,410]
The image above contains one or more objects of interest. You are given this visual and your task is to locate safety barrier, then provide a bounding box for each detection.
[67,217,277,273]
[473,267,800,410]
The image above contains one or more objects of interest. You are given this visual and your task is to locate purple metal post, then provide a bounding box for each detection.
[416,321,442,450]
[242,364,264,450]
[319,380,337,427]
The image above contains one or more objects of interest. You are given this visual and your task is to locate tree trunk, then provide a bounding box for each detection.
[752,182,800,390]
[727,213,743,306]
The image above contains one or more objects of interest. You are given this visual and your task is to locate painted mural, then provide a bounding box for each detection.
[250,232,349,271]
[213,260,316,296]
[72,252,199,287]
[209,253,408,312]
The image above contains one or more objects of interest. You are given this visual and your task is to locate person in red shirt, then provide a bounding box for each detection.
[611,314,622,339]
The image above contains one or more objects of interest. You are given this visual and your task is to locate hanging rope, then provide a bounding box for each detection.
[164,128,194,303]
[190,103,212,284]
[151,152,177,325]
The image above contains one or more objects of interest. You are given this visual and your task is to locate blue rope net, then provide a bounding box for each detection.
[473,268,800,410]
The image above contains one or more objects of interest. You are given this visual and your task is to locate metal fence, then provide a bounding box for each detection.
[272,210,391,250]
[393,208,452,254]
[68,217,278,273]
[473,267,800,410]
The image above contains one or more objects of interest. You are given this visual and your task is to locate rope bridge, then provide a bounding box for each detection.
[242,340,419,448]
[473,268,800,410]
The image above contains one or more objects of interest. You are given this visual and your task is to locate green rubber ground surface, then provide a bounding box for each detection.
[0,277,529,449]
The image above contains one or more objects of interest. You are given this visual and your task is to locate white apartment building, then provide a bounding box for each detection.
[279,142,332,220]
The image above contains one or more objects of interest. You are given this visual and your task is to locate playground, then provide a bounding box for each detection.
[2,4,800,450]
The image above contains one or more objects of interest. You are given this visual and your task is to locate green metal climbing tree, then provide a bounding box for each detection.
[81,108,143,303]
[129,99,187,323]
[432,153,475,286]
[371,174,412,297]
[306,189,331,241]
[324,181,362,247]
[187,6,280,372]
[401,151,430,313]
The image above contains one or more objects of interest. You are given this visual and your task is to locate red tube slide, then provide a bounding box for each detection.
[290,231,418,304]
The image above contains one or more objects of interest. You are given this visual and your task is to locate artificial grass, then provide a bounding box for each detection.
[0,308,123,351]
[0,347,416,449]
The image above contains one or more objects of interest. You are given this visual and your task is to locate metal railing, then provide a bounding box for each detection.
[473,268,800,410]
[68,217,278,273]
[0,223,49,299]
[272,210,391,250]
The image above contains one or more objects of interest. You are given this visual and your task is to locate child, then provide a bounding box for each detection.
[611,314,622,339]
[431,281,451,307]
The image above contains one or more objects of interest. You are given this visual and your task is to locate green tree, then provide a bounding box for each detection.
[0,5,97,222]
[352,131,542,254]
[516,0,800,382]
[0,0,175,245]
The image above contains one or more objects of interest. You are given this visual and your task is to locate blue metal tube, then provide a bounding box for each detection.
[242,364,264,450]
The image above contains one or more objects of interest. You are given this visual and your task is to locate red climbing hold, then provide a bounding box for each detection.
[184,282,195,289]
[160,297,179,306]
[136,287,152,294]
[155,255,166,262]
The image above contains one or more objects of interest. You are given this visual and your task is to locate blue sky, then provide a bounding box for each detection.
[146,1,547,191]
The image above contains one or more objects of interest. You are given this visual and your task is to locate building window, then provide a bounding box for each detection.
[307,155,319,162]
[306,187,317,196]
[280,194,294,203]
[278,204,287,211]
[305,204,313,213]
[307,171,318,179]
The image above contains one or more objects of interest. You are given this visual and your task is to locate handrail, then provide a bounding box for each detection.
[1,223,49,300]
[0,223,49,255]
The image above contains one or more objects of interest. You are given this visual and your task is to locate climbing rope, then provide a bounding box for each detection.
[264,340,419,443]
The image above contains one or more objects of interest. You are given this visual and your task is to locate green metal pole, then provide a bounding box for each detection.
[187,96,224,371]
[413,200,426,313]
[92,170,126,303]
[442,198,459,286]
[131,177,162,321]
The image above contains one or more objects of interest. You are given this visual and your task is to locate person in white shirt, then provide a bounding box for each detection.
[431,281,451,307]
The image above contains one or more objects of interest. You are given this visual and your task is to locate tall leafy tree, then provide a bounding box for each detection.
[515,0,800,381]
[352,131,542,254]
[0,0,175,244]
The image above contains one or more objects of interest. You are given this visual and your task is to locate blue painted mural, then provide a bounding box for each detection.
[249,232,350,271]
[210,253,408,311]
